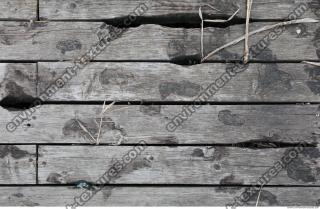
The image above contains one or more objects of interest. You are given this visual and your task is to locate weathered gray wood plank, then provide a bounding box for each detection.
[39,0,318,20]
[0,0,37,20]
[1,105,319,144]
[38,62,320,102]
[0,63,37,102]
[0,145,36,184]
[0,22,319,61]
[38,146,320,185]
[0,186,319,206]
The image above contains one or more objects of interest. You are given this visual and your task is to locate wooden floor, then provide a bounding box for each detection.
[0,0,320,206]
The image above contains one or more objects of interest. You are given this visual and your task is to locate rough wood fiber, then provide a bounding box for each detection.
[0,63,37,102]
[39,0,318,20]
[0,0,37,20]
[0,105,319,144]
[0,22,320,61]
[38,146,320,185]
[0,145,36,184]
[38,62,320,102]
[0,186,319,206]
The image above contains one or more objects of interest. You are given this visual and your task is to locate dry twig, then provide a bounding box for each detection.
[201,18,318,62]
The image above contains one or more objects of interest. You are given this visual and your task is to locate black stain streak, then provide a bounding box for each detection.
[286,147,320,183]
[304,65,320,95]
[245,190,279,206]
[139,105,161,116]
[218,110,245,126]
[159,80,201,99]
[0,145,30,159]
[56,39,82,54]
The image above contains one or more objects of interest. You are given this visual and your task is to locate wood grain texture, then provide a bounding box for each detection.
[38,62,320,102]
[0,22,319,61]
[0,0,37,20]
[0,186,319,206]
[0,145,36,184]
[0,63,37,102]
[39,0,318,20]
[38,146,320,185]
[1,105,319,144]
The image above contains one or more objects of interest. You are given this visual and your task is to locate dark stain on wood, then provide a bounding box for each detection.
[304,65,320,95]
[56,39,82,54]
[218,110,245,126]
[308,0,320,17]
[150,136,178,145]
[255,61,293,97]
[139,105,161,116]
[46,172,66,184]
[286,147,320,183]
[12,193,24,198]
[159,80,201,99]
[0,145,31,159]
[191,147,229,161]
[62,117,127,141]
[313,28,320,58]
[220,174,244,185]
[99,68,134,86]
[245,190,279,206]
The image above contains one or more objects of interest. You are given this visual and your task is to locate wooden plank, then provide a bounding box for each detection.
[0,22,319,61]
[39,0,318,20]
[0,0,37,20]
[1,105,319,144]
[38,62,320,102]
[0,63,37,103]
[38,146,320,185]
[0,145,36,184]
[0,186,319,206]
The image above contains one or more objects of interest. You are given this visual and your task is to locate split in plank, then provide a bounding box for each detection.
[38,146,320,185]
[0,105,319,144]
[0,186,320,206]
[0,22,320,61]
[0,145,36,184]
[39,0,319,21]
[38,62,320,102]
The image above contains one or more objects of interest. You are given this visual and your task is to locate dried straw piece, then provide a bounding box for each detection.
[76,119,96,144]
[199,4,240,59]
[256,185,263,206]
[244,0,253,64]
[96,101,116,145]
[302,61,320,67]
[201,18,319,62]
